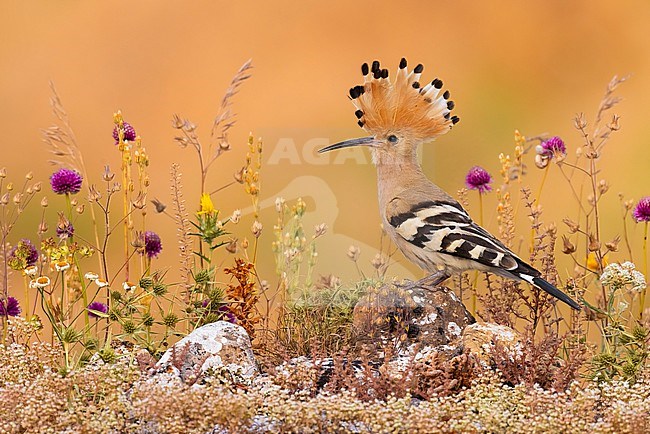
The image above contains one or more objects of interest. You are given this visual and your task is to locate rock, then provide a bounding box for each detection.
[353,282,475,351]
[153,321,258,386]
[461,322,520,365]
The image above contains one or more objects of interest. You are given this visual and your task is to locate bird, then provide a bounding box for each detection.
[319,58,581,311]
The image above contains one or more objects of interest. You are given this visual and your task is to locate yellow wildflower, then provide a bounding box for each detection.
[198,193,215,215]
[139,294,153,308]
[586,252,609,272]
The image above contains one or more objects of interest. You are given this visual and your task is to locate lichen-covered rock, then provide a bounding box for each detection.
[461,322,520,365]
[153,321,258,386]
[353,282,475,351]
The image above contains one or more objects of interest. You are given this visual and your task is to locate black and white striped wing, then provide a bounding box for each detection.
[386,198,582,310]
[387,199,523,272]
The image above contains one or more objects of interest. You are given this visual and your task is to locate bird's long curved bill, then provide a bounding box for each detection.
[318,136,375,153]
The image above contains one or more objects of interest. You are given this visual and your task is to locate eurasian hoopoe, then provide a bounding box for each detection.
[320,58,581,311]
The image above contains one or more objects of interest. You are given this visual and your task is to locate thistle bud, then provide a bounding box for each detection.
[562,236,576,254]
[233,167,245,184]
[563,218,580,234]
[171,114,184,129]
[151,198,167,213]
[574,112,587,130]
[225,239,238,254]
[132,192,146,209]
[605,236,620,252]
[588,234,600,252]
[88,185,101,202]
[102,165,115,182]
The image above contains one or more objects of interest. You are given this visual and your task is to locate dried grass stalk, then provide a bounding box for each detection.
[211,59,253,148]
[170,163,193,300]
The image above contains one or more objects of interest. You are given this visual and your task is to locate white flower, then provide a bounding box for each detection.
[123,281,137,291]
[33,276,51,288]
[275,197,285,213]
[84,272,99,280]
[251,220,263,238]
[600,261,646,293]
[230,209,242,224]
[95,278,109,288]
[55,261,71,272]
[24,265,38,276]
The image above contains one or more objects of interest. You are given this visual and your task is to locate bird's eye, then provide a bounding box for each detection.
[387,134,398,143]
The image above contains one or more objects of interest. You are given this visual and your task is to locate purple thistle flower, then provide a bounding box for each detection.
[0,297,21,317]
[113,122,137,144]
[633,197,650,222]
[8,239,39,270]
[538,136,567,157]
[465,166,493,194]
[218,305,237,324]
[143,231,163,258]
[56,221,74,239]
[87,301,108,318]
[50,168,83,195]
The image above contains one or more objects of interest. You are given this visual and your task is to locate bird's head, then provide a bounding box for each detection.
[320,58,459,164]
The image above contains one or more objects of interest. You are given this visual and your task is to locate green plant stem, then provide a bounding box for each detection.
[470,192,484,316]
[23,275,30,318]
[60,270,66,322]
[640,222,648,320]
[65,193,73,223]
[74,254,90,336]
[622,210,634,262]
[121,146,131,281]
[530,164,550,253]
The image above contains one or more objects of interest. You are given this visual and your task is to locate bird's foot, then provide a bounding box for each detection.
[398,270,450,292]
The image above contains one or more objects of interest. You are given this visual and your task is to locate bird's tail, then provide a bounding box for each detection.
[520,274,581,310]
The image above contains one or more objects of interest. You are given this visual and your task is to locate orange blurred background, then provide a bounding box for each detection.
[2,1,650,310]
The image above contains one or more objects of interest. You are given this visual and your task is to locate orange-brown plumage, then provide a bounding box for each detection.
[349,59,459,143]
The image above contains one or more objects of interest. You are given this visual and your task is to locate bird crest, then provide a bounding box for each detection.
[348,58,459,142]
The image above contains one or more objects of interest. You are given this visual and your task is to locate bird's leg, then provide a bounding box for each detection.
[400,270,451,291]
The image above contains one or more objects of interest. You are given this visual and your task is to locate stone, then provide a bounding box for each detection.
[353,282,475,351]
[461,322,521,365]
[153,321,258,386]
